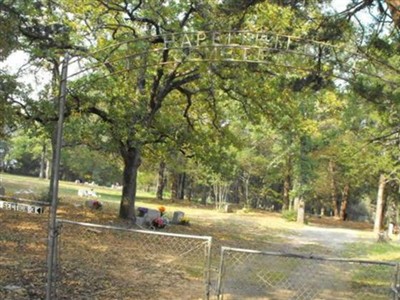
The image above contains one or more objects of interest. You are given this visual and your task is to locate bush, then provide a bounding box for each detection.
[282,210,297,222]
[35,190,51,203]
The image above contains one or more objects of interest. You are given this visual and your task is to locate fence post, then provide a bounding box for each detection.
[46,53,69,300]
[204,237,212,300]
[394,263,400,300]
[216,247,227,300]
[53,220,62,298]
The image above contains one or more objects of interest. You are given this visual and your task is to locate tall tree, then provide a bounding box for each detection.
[62,0,219,220]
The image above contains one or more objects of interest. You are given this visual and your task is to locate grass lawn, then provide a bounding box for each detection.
[0,172,154,204]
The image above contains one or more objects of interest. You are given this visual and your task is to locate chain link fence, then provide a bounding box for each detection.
[216,247,399,300]
[54,219,212,299]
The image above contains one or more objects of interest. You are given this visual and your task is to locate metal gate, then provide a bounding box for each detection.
[54,219,212,299]
[216,247,399,300]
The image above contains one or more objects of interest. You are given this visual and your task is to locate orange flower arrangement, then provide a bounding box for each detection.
[158,206,166,216]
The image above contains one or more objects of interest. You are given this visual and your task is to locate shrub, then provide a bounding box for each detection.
[282,210,297,222]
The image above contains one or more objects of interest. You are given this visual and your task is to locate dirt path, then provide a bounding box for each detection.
[185,208,377,255]
[285,226,376,251]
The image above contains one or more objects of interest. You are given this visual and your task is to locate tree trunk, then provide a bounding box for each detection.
[214,184,228,210]
[297,197,305,224]
[374,174,386,233]
[119,147,141,220]
[395,197,399,226]
[328,160,339,218]
[156,161,166,200]
[282,155,292,210]
[39,143,47,179]
[243,173,250,207]
[231,178,241,204]
[283,173,291,210]
[340,183,350,221]
[200,186,208,205]
[45,158,51,179]
[170,172,179,200]
[385,0,400,28]
[178,173,186,200]
[214,185,220,210]
[185,176,192,201]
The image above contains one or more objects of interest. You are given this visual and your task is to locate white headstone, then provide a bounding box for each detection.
[78,189,88,197]
[87,189,97,197]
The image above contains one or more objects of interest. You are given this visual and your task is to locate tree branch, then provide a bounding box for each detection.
[177,86,194,129]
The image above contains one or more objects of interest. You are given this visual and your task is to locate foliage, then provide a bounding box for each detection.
[62,146,122,186]
[282,210,297,222]
[179,216,190,226]
[152,216,167,229]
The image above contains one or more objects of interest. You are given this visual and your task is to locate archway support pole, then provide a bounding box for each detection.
[46,53,69,300]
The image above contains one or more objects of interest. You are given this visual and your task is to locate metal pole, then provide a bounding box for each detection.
[394,263,399,300]
[216,247,226,300]
[46,53,69,300]
[204,237,212,300]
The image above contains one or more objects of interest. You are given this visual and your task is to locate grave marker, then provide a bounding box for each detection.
[144,209,161,224]
[172,211,185,224]
[0,200,44,214]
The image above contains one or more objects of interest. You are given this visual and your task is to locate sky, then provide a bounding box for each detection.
[1,51,50,99]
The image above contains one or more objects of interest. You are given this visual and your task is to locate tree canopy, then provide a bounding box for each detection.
[1,0,400,228]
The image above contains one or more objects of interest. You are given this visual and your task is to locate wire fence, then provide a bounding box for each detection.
[54,219,212,299]
[216,247,400,300]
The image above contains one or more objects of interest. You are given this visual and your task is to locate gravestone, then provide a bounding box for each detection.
[172,211,185,224]
[144,209,161,224]
[85,200,102,210]
[136,217,145,226]
[224,204,233,213]
[78,189,88,197]
[0,200,44,214]
[78,189,97,197]
[87,189,97,197]
[0,186,5,196]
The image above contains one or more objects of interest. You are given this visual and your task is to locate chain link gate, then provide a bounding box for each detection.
[54,219,212,299]
[216,247,400,300]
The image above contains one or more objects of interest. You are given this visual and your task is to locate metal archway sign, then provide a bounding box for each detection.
[67,30,357,82]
